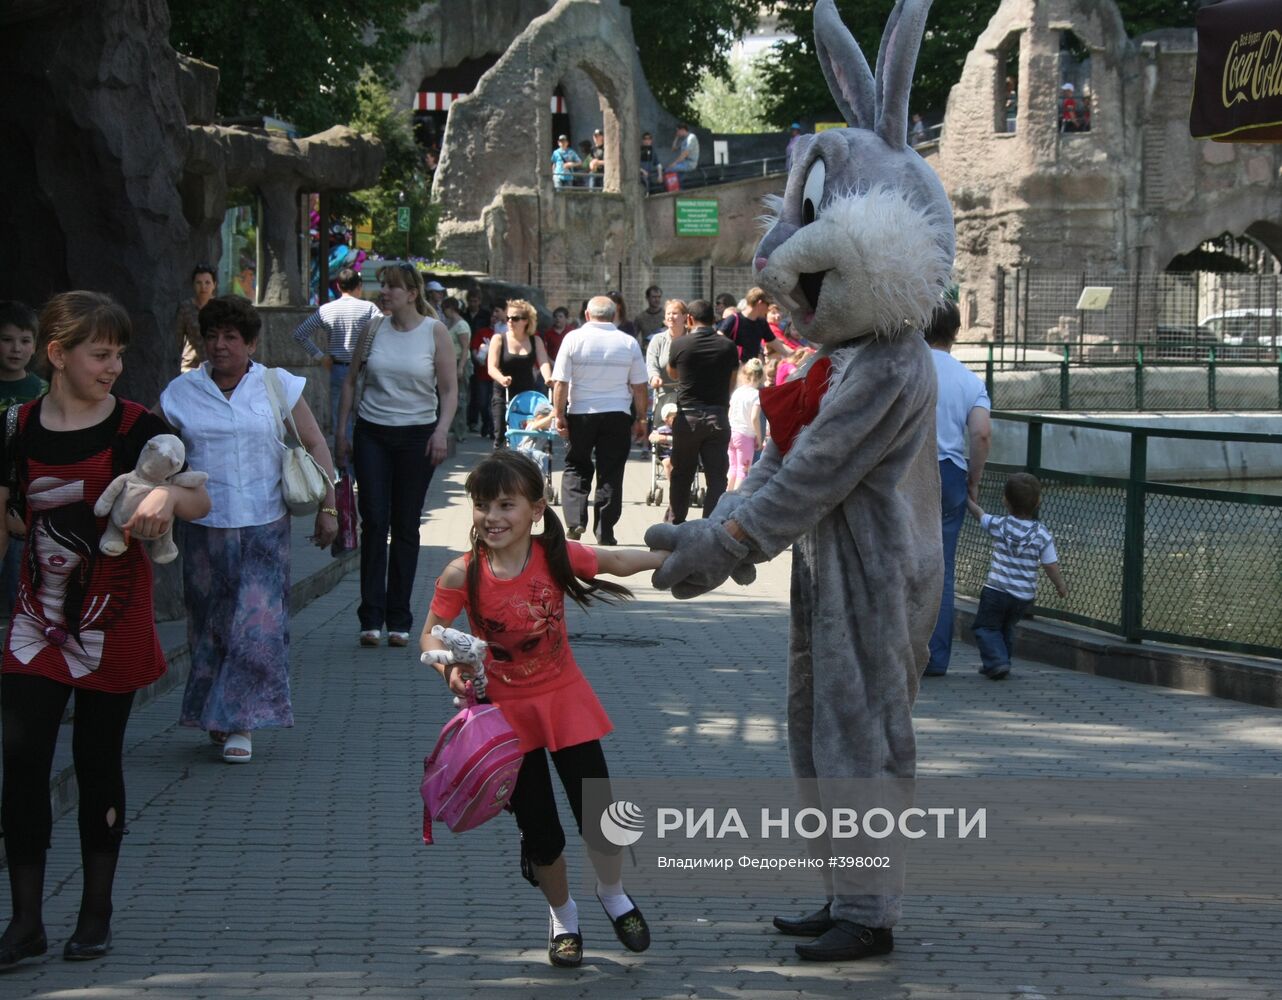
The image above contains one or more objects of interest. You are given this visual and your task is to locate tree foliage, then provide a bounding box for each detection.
[759,0,1205,129]
[339,71,438,259]
[168,0,426,134]
[691,55,773,134]
[623,0,762,123]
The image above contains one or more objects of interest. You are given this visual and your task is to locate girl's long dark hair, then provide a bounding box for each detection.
[464,451,632,616]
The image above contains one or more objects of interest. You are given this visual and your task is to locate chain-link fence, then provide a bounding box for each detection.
[969,345,1282,411]
[954,413,1282,657]
[994,269,1282,351]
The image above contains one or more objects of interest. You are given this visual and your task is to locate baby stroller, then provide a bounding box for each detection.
[645,404,704,508]
[505,390,560,504]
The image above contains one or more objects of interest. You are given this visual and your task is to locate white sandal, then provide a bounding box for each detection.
[359,630,381,647]
[222,733,252,764]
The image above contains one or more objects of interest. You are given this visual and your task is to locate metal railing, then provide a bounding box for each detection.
[954,412,1282,658]
[972,342,1282,411]
[554,156,788,196]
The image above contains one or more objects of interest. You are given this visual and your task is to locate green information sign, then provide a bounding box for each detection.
[396,206,411,232]
[675,198,719,237]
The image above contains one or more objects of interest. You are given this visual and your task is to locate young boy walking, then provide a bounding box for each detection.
[966,473,1068,679]
[0,300,46,616]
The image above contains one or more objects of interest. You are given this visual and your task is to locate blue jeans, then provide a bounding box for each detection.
[971,586,1032,674]
[926,459,969,674]
[353,418,438,633]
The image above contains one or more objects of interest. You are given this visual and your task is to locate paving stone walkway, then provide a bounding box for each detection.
[6,438,1281,999]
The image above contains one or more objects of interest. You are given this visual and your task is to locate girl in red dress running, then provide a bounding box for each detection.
[421,450,665,967]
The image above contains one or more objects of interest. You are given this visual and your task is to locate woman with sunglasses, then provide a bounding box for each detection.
[336,263,458,648]
[487,299,552,448]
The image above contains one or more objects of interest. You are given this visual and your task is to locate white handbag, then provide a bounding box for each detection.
[264,369,331,516]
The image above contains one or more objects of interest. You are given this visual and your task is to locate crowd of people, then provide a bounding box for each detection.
[0,270,1071,971]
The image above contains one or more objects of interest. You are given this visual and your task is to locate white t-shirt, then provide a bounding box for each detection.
[550,322,647,415]
[932,349,990,470]
[728,385,760,434]
[360,316,440,426]
[159,362,306,528]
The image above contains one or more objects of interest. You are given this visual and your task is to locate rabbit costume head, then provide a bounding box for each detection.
[755,0,954,347]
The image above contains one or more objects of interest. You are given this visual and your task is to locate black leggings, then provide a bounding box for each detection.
[510,739,619,873]
[1,673,134,863]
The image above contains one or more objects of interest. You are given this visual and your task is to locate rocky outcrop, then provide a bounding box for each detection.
[0,0,192,405]
[433,0,651,283]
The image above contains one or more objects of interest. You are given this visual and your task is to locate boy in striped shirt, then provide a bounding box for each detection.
[965,473,1068,679]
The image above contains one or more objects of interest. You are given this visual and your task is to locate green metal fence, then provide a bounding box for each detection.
[975,343,1282,411]
[954,413,1282,658]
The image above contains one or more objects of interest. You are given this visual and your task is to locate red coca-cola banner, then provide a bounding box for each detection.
[1191,0,1282,142]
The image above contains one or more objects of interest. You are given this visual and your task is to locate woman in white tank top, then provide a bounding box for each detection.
[336,265,458,648]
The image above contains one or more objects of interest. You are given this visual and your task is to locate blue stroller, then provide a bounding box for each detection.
[505,390,560,504]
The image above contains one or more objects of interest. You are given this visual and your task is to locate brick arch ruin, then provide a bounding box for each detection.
[432,0,649,281]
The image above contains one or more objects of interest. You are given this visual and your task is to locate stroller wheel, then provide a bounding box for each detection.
[543,482,557,504]
[656,487,663,505]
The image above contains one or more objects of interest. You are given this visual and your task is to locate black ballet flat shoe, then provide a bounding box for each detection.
[772,902,834,937]
[598,894,650,952]
[0,929,47,969]
[547,918,582,968]
[794,920,892,962]
[62,928,111,962]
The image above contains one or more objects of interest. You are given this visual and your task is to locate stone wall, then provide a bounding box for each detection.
[935,0,1282,341]
[646,175,786,267]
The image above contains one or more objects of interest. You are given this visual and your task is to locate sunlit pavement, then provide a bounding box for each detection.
[10,436,1282,999]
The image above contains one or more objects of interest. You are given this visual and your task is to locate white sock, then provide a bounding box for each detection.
[596,879,633,920]
[550,898,578,936]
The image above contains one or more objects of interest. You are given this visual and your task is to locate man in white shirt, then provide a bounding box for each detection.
[550,296,648,545]
[925,301,992,676]
[668,122,700,177]
[292,267,381,461]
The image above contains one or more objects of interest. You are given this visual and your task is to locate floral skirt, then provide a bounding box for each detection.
[178,516,294,732]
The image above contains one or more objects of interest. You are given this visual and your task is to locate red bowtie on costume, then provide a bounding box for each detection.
[759,356,833,455]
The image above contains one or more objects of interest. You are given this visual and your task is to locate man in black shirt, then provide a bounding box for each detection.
[716,287,791,361]
[666,299,741,524]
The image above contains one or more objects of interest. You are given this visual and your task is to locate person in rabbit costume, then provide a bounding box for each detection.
[645,0,952,962]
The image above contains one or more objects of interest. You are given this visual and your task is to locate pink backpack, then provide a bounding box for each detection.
[421,681,523,845]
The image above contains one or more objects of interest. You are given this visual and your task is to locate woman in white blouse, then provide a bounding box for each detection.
[335,264,457,648]
[159,296,337,764]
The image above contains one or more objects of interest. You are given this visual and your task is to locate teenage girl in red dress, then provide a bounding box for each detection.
[0,292,210,968]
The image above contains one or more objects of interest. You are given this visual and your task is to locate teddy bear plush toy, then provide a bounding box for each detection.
[94,434,208,564]
[645,0,952,964]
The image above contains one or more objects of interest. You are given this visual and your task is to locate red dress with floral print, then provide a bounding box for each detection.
[429,541,612,753]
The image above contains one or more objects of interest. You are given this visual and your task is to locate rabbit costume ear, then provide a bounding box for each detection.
[814,0,876,129]
[874,0,932,149]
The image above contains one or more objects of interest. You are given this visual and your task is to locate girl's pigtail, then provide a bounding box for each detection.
[465,525,484,626]
[540,507,632,608]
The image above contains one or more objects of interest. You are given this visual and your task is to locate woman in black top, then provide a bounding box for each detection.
[487,299,552,448]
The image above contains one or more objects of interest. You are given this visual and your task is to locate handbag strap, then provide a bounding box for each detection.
[263,368,305,449]
[350,315,385,414]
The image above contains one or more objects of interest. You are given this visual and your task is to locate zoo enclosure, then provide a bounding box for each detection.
[954,412,1282,658]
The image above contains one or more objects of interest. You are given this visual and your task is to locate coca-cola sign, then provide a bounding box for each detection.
[1192,0,1282,142]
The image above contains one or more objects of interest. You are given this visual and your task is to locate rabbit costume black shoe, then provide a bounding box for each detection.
[646,0,950,949]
